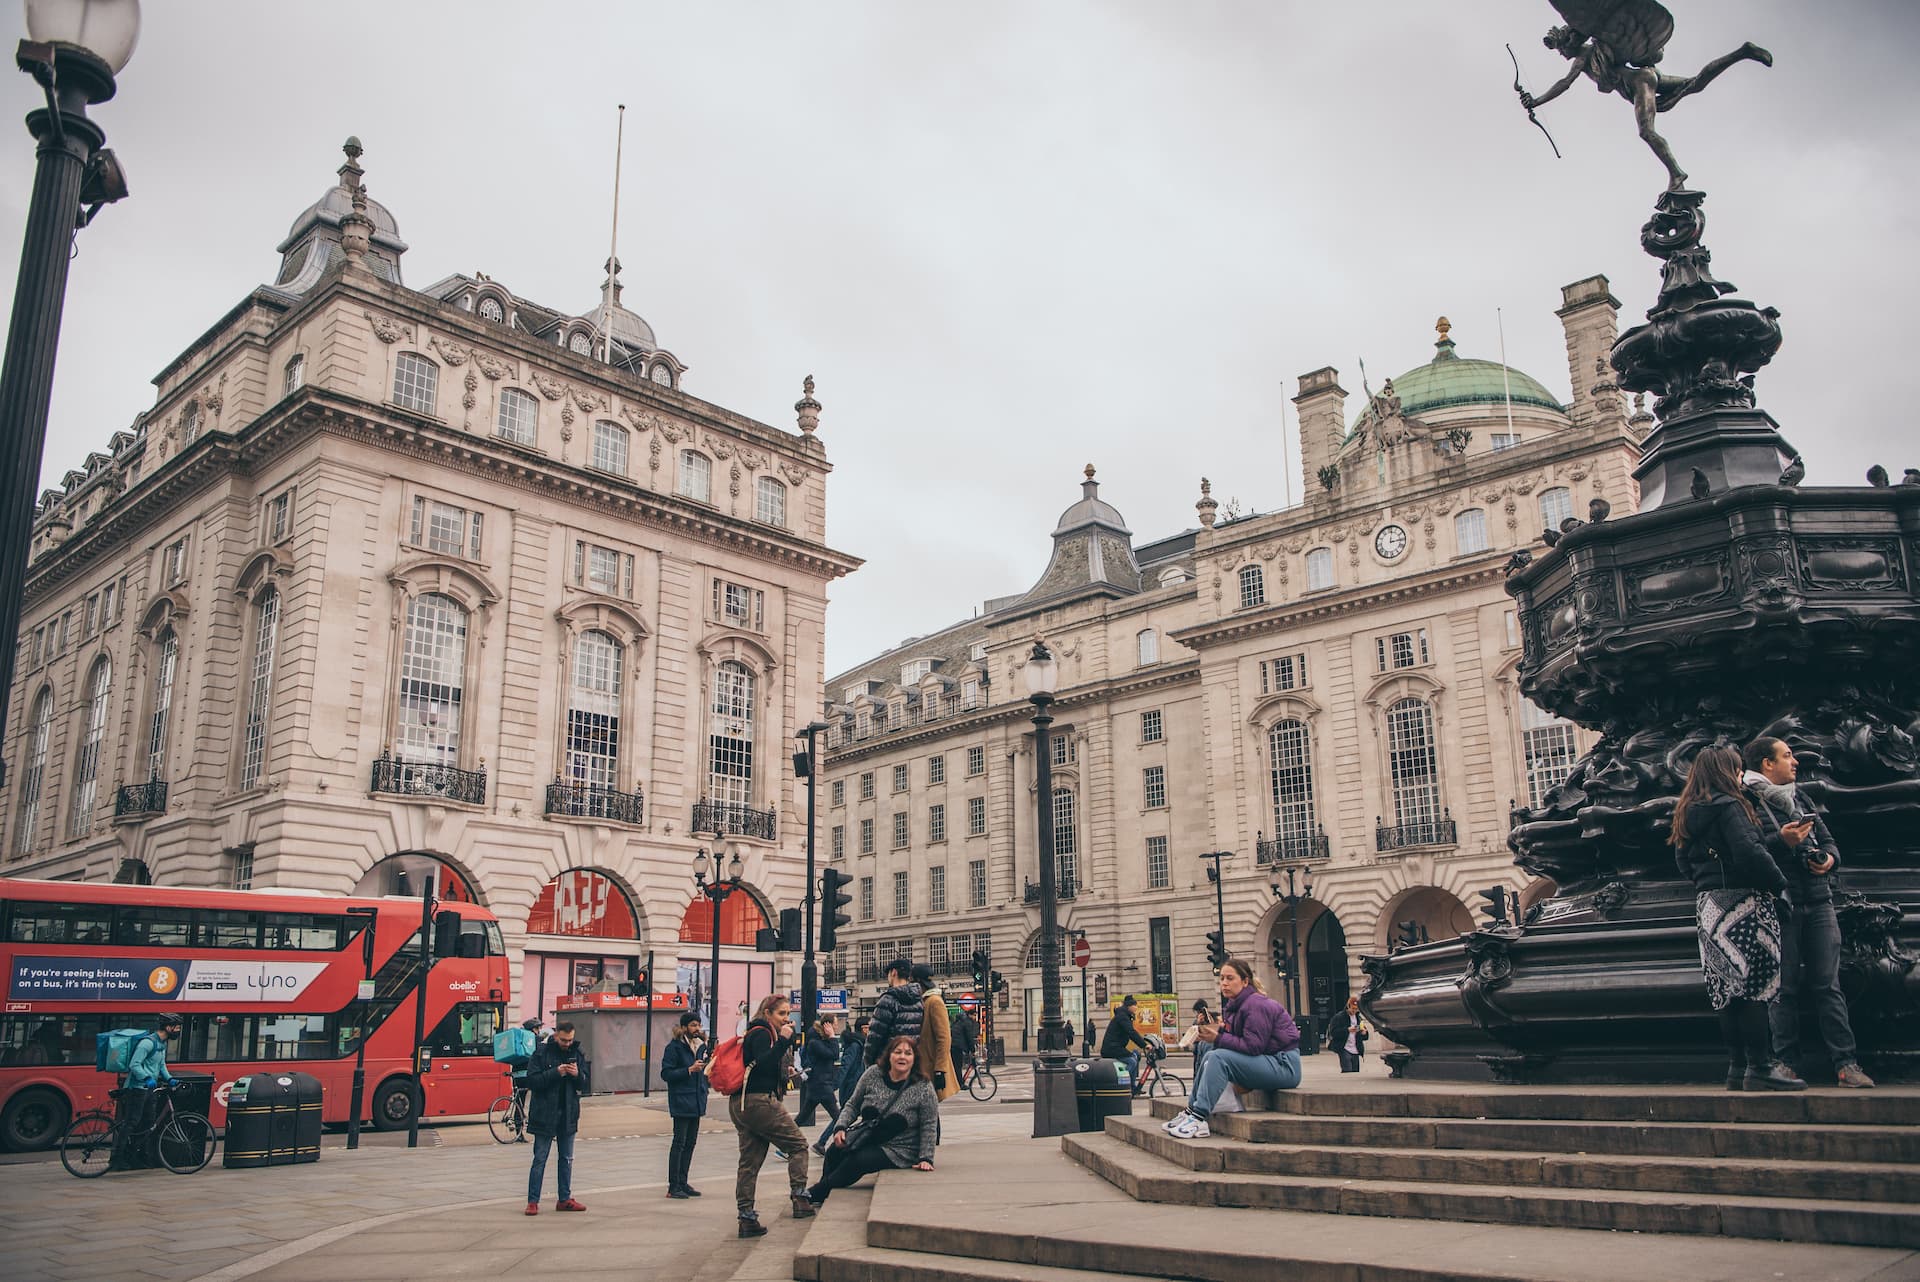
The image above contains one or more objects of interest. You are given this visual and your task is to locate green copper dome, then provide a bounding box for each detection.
[1350,320,1564,436]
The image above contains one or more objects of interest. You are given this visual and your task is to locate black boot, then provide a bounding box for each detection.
[1717,1007,1745,1091]
[738,1214,767,1239]
[1736,1000,1805,1091]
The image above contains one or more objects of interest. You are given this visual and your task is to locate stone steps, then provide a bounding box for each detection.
[1223,1087,1917,1126]
[1066,1129,1920,1248]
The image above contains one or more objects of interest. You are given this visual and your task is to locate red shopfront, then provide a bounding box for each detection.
[520,869,646,1025]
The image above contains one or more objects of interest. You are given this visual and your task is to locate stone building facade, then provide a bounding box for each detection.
[820,278,1643,1048]
[2,143,858,1025]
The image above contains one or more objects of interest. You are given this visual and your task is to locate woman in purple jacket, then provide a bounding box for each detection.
[1163,956,1300,1139]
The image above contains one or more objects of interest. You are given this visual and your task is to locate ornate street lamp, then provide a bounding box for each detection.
[1269,860,1321,1054]
[1023,639,1075,1136]
[0,0,138,780]
[693,848,745,1032]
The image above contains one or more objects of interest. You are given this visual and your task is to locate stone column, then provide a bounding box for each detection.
[1292,367,1347,498]
[1556,276,1625,431]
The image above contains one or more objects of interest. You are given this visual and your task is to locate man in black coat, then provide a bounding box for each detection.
[863,960,923,1066]
[1100,995,1153,1095]
[524,1021,591,1214]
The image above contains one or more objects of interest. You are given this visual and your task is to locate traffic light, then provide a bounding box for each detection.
[819,868,854,953]
[1476,884,1511,926]
[1270,936,1288,977]
[970,948,989,990]
[989,970,1006,995]
[1206,930,1228,970]
[779,906,803,952]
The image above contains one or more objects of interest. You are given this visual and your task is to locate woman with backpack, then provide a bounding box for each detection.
[661,1011,710,1198]
[724,994,812,1238]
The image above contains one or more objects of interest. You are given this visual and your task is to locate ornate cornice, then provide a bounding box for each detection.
[1171,559,1512,650]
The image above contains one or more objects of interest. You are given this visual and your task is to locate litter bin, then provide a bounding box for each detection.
[1071,1057,1133,1133]
[224,1071,324,1167]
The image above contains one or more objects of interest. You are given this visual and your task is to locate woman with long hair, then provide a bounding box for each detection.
[1326,995,1370,1074]
[1672,744,1804,1091]
[1163,957,1301,1139]
[728,993,813,1238]
[802,1034,938,1207]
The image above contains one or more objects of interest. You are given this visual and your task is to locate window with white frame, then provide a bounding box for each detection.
[1146,835,1170,889]
[831,825,845,860]
[831,779,845,806]
[68,658,112,837]
[162,537,189,585]
[1259,653,1308,694]
[900,658,933,685]
[929,866,947,912]
[929,803,946,843]
[1143,764,1167,809]
[496,387,538,445]
[1455,508,1489,555]
[1491,432,1521,452]
[397,593,469,768]
[860,771,874,800]
[713,580,765,631]
[1052,787,1078,887]
[147,630,178,781]
[1377,629,1430,672]
[181,400,202,443]
[1539,486,1574,532]
[1521,698,1580,809]
[1137,629,1158,666]
[860,817,874,855]
[708,660,756,808]
[756,476,787,527]
[1269,719,1318,855]
[859,876,874,920]
[1387,697,1441,832]
[14,690,52,854]
[1305,547,1334,591]
[284,354,305,397]
[477,296,506,324]
[410,496,484,559]
[892,811,909,848]
[969,859,987,907]
[678,451,712,503]
[1141,709,1163,743]
[1505,610,1521,648]
[967,745,984,776]
[230,847,254,890]
[574,541,634,597]
[961,679,979,709]
[392,352,439,414]
[590,420,629,476]
[239,588,280,788]
[268,489,294,544]
[928,755,945,785]
[967,795,986,836]
[1239,564,1266,609]
[1051,735,1075,767]
[892,763,908,793]
[567,630,623,791]
[892,870,909,917]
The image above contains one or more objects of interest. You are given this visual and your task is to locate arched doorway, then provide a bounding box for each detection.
[1380,885,1475,951]
[353,852,479,903]
[1266,905,1349,1049]
[522,868,644,1025]
[676,886,775,1036]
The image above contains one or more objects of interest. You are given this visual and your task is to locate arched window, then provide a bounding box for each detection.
[397,593,469,767]
[1305,548,1334,591]
[1024,932,1070,969]
[181,400,202,443]
[1454,508,1489,555]
[708,660,755,807]
[567,630,623,790]
[1268,719,1317,858]
[650,363,675,389]
[14,690,52,853]
[568,331,594,356]
[590,420,629,476]
[495,387,538,445]
[477,296,506,324]
[755,475,787,527]
[147,630,178,781]
[1386,697,1440,831]
[392,352,438,414]
[239,588,280,788]
[283,354,305,397]
[678,451,712,504]
[1520,698,1580,809]
[1539,487,1573,533]
[68,659,112,837]
[1238,564,1266,609]
[1137,628,1158,666]
[1051,787,1078,889]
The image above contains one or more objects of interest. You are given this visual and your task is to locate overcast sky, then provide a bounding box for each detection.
[4,2,1915,676]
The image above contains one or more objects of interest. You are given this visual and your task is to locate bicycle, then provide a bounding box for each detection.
[1136,1049,1185,1099]
[61,1082,215,1178]
[486,1084,530,1144]
[957,1055,997,1102]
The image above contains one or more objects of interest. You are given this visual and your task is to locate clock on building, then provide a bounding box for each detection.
[1374,524,1409,560]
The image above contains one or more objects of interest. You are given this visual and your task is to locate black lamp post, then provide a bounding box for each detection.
[794,721,830,1034]
[1024,639,1075,1136]
[343,905,377,1151]
[693,848,745,1032]
[0,0,137,779]
[1269,861,1320,1054]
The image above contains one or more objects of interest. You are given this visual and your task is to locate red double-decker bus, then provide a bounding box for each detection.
[0,877,512,1150]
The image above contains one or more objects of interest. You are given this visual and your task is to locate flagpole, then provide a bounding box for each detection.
[601,104,625,364]
[1497,307,1516,441]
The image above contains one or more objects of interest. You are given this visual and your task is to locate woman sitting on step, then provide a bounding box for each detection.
[803,1035,938,1206]
[1164,957,1301,1139]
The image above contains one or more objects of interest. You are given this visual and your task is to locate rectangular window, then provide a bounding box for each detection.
[102,581,118,627]
[1146,835,1170,889]
[1540,487,1574,531]
[1137,629,1158,666]
[268,489,294,544]
[712,580,765,631]
[755,476,787,526]
[392,352,438,414]
[860,771,874,800]
[284,354,305,396]
[1522,699,1581,810]
[892,870,909,918]
[961,679,979,709]
[1305,548,1334,591]
[1052,788,1078,888]
[927,755,945,786]
[575,541,634,597]
[967,795,986,836]
[1377,629,1430,672]
[929,866,947,913]
[1505,610,1521,649]
[929,803,946,843]
[83,596,98,638]
[163,537,188,585]
[892,811,909,849]
[831,825,845,860]
[967,745,984,776]
[410,497,482,558]
[860,818,875,855]
[899,659,933,685]
[892,763,909,793]
[1455,507,1489,555]
[1143,765,1167,809]
[831,779,845,806]
[231,848,255,891]
[1491,432,1521,452]
[859,941,878,979]
[1141,709,1163,743]
[1260,653,1308,693]
[969,859,987,908]
[1051,735,1075,767]
[859,876,874,921]
[590,421,629,476]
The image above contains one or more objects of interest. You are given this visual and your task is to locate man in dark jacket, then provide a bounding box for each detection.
[814,1017,869,1155]
[1101,995,1153,1094]
[524,1021,590,1214]
[863,960,923,1065]
[1744,737,1875,1088]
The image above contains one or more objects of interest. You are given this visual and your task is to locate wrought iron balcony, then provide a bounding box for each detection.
[371,754,488,805]
[114,779,168,818]
[1256,828,1331,865]
[1375,811,1457,851]
[691,797,777,841]
[1023,875,1078,905]
[545,779,645,824]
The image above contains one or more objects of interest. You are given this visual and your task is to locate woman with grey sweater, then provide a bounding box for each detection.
[802,1035,938,1206]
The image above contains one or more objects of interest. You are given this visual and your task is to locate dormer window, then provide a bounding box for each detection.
[477,296,506,324]
[650,364,675,388]
[900,659,934,685]
[569,331,594,356]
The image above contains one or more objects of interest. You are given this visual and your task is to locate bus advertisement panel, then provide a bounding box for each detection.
[0,878,512,1151]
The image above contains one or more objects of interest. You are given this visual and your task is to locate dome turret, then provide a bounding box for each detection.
[273,138,408,292]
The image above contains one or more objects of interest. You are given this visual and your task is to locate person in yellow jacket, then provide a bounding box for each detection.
[911,963,958,1102]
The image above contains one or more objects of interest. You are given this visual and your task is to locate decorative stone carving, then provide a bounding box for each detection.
[364,311,412,344]
[530,372,567,401]
[429,336,470,366]
[780,462,811,487]
[469,349,514,381]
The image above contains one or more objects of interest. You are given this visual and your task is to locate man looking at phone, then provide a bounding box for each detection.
[1742,737,1874,1088]
[524,1020,592,1214]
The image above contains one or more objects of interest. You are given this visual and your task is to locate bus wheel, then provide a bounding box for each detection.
[370,1077,419,1131]
[2,1088,70,1152]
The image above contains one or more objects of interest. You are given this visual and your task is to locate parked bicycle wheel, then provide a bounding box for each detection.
[59,1110,117,1179]
[487,1094,526,1144]
[966,1068,998,1102]
[157,1112,215,1174]
[1153,1071,1185,1098]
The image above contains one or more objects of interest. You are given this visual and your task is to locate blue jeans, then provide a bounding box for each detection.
[528,1132,574,1203]
[1769,900,1858,1066]
[1123,1051,1142,1093]
[1190,1041,1211,1083]
[1189,1047,1301,1115]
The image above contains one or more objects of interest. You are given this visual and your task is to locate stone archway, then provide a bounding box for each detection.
[352,850,482,904]
[1264,902,1350,1041]
[1376,885,1475,952]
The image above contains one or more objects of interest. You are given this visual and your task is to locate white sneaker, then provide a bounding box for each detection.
[1161,1108,1192,1133]
[1167,1112,1210,1139]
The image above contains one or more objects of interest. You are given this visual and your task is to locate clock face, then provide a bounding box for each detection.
[1375,524,1409,560]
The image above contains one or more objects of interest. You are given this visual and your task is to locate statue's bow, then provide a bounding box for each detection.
[1508,43,1562,159]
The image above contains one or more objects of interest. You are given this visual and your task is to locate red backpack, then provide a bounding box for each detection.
[708,1036,746,1096]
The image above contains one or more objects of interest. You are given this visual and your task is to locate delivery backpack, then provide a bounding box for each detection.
[95,1028,158,1075]
[492,1027,536,1067]
[707,1036,746,1096]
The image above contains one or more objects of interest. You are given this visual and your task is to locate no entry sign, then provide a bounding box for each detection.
[1073,937,1091,968]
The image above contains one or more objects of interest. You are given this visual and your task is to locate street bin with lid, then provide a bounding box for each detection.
[223,1071,323,1167]
[1070,1057,1133,1133]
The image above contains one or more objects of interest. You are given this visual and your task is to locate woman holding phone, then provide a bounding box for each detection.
[1177,1000,1214,1080]
[662,1011,711,1197]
